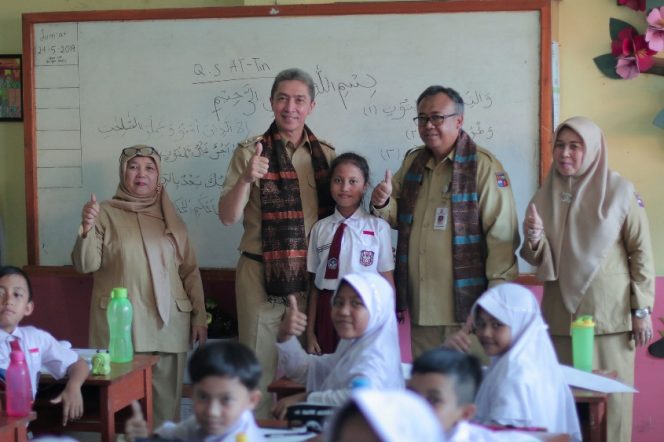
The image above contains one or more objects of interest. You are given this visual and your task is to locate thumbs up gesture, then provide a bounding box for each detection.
[241,140,270,184]
[442,314,474,353]
[81,193,100,236]
[277,295,308,343]
[124,401,149,441]
[525,203,544,247]
[371,169,393,208]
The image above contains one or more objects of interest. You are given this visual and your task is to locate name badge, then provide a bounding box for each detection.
[434,207,448,230]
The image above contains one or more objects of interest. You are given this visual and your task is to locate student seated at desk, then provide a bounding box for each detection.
[125,340,265,442]
[409,347,541,441]
[273,272,403,419]
[444,283,581,441]
[327,389,445,442]
[0,266,89,426]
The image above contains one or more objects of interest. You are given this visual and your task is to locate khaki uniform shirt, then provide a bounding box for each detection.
[220,132,336,255]
[521,193,655,335]
[374,145,519,325]
[71,203,207,353]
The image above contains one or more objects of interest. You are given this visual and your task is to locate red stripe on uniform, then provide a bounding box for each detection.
[263,250,307,259]
[262,210,304,220]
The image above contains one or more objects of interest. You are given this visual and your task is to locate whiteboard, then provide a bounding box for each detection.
[24,2,550,268]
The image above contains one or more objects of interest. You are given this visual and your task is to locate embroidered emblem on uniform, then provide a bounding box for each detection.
[561,192,573,203]
[362,230,375,236]
[495,172,509,188]
[327,257,338,271]
[635,192,645,208]
[360,250,374,266]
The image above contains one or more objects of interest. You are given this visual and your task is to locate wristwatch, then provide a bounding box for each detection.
[632,307,651,319]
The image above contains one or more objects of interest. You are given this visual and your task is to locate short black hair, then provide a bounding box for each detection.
[330,152,371,185]
[0,266,33,302]
[411,348,482,405]
[188,340,262,390]
[416,85,465,115]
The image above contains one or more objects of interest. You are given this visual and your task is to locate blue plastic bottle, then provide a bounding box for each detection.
[107,287,134,363]
[6,349,33,416]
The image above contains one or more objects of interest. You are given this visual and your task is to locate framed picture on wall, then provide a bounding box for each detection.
[0,54,23,121]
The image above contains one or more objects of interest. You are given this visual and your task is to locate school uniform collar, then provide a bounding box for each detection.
[331,206,365,223]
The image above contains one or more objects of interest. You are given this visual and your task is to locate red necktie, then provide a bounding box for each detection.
[324,222,346,280]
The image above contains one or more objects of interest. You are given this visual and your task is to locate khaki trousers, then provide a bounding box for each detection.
[552,333,635,442]
[137,351,186,429]
[235,255,307,419]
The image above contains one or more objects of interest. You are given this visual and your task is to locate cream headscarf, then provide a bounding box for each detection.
[107,145,187,326]
[531,116,633,312]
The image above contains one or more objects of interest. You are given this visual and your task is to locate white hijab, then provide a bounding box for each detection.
[306,272,404,392]
[473,284,581,441]
[328,389,446,442]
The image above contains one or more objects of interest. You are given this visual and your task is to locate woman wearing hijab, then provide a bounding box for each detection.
[468,283,581,441]
[327,389,446,442]
[272,272,403,418]
[71,145,207,426]
[521,116,654,442]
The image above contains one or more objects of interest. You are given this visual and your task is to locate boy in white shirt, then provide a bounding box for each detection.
[125,340,265,441]
[0,265,89,426]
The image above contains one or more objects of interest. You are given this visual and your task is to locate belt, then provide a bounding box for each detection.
[241,251,263,263]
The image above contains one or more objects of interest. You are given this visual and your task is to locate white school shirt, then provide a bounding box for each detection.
[0,326,79,398]
[307,207,394,291]
[447,420,539,442]
[155,410,265,441]
[276,273,403,406]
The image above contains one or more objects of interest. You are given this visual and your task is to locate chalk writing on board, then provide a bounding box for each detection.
[193,57,273,82]
[466,120,495,141]
[464,90,493,109]
[363,98,415,121]
[211,84,261,121]
[313,65,378,110]
[160,142,235,163]
[161,171,225,189]
[173,196,219,217]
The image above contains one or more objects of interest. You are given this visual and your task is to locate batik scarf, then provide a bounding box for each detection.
[260,122,334,297]
[395,130,486,320]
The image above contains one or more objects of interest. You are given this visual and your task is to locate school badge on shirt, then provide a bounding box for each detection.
[327,257,339,271]
[495,172,509,188]
[360,250,374,266]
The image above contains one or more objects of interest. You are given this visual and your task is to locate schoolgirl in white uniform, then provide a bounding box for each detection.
[306,152,394,354]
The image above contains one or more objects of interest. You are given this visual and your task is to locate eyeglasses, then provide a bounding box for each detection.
[122,145,160,159]
[413,113,458,127]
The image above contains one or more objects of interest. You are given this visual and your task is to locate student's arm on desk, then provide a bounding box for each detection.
[49,357,89,426]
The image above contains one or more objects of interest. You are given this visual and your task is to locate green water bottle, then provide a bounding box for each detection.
[571,315,595,372]
[107,287,134,363]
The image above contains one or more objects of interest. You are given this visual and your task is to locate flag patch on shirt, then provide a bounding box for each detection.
[635,192,645,208]
[360,250,374,266]
[29,348,39,353]
[495,172,509,188]
[362,230,375,236]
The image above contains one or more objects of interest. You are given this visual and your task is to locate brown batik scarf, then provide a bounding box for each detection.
[395,130,486,321]
[260,121,334,298]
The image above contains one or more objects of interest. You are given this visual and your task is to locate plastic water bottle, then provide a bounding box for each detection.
[6,349,33,416]
[107,287,134,363]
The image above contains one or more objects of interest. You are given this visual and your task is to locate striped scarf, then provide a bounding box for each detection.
[395,130,486,321]
[260,122,334,297]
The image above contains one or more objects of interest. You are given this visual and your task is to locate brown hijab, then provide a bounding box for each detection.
[531,117,633,312]
[107,145,188,326]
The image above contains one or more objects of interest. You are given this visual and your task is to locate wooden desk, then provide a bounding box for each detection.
[0,413,36,442]
[572,387,608,442]
[31,354,159,442]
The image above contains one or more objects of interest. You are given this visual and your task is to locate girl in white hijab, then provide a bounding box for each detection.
[327,389,446,442]
[472,283,582,441]
[273,272,403,418]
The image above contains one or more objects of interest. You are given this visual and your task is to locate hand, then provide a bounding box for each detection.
[371,169,393,208]
[277,295,307,343]
[125,401,149,442]
[306,331,322,355]
[241,140,269,184]
[191,325,207,346]
[50,384,84,426]
[81,193,100,236]
[524,203,544,247]
[272,392,308,420]
[442,315,473,353]
[632,315,653,347]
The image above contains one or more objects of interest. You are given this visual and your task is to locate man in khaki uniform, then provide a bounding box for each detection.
[371,85,519,358]
[218,68,335,418]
